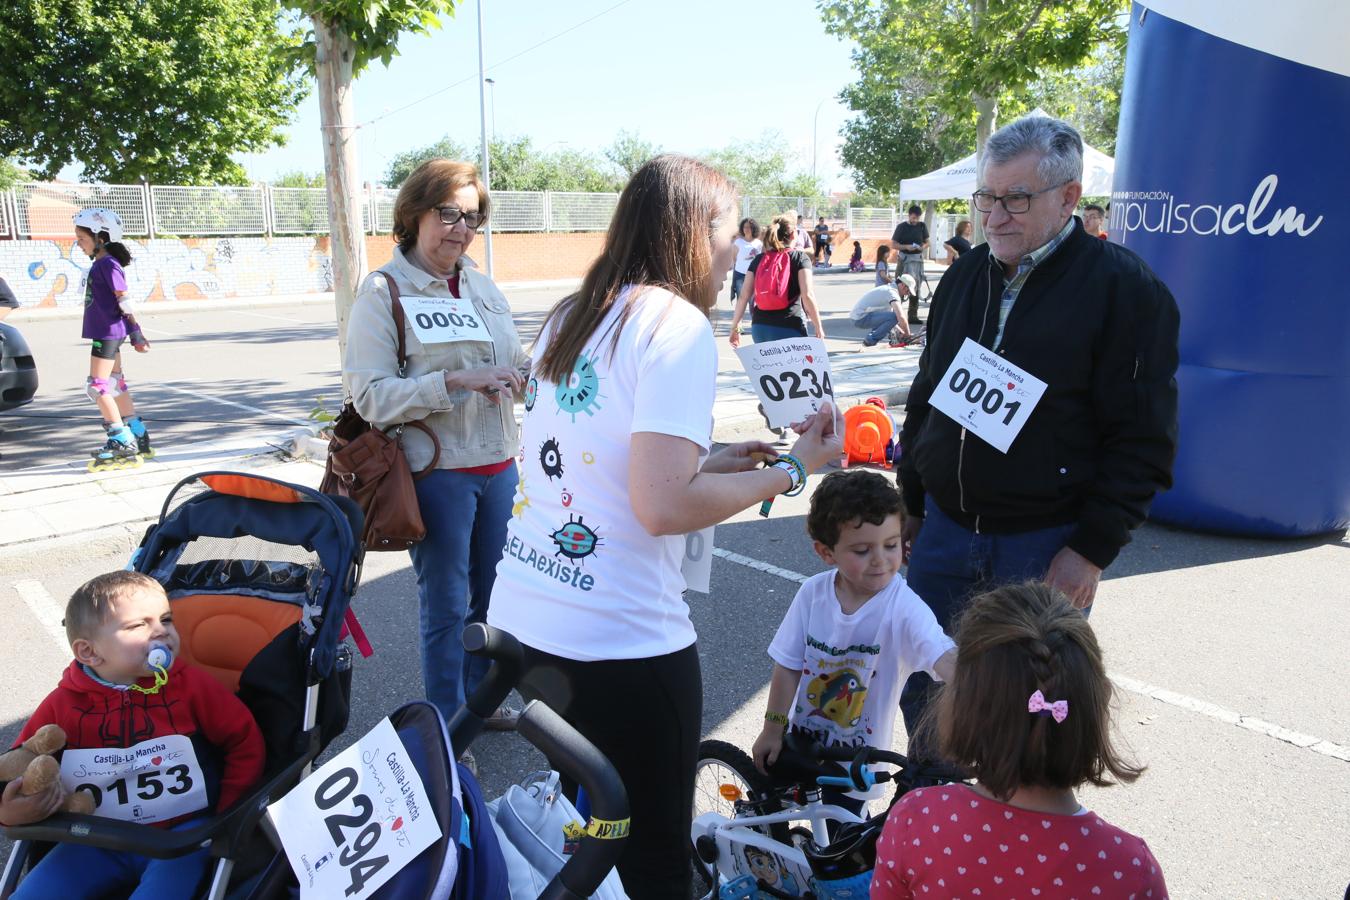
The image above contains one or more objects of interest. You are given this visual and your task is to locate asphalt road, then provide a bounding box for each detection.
[2,266,1349,897]
[0,266,923,471]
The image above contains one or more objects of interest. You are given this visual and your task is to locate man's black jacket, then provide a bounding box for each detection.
[897,219,1180,570]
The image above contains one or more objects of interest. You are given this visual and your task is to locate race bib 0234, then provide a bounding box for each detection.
[59,734,207,825]
[929,337,1048,453]
[735,337,835,429]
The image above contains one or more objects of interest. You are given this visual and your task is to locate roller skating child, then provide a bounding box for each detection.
[76,208,154,472]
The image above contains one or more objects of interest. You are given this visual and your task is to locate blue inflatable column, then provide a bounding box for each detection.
[1112,1,1350,536]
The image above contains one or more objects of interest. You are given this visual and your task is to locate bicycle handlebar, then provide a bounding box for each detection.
[447,623,524,751]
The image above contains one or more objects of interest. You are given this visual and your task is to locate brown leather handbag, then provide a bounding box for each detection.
[321,274,442,551]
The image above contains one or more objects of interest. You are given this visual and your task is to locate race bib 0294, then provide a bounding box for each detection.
[929,337,1048,453]
[59,734,208,825]
[268,717,443,900]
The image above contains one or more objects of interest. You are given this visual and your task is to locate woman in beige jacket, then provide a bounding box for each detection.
[344,160,528,743]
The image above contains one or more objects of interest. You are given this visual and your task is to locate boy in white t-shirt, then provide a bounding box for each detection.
[752,470,956,810]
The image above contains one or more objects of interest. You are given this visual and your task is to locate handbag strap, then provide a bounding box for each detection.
[379,269,442,474]
[382,270,410,376]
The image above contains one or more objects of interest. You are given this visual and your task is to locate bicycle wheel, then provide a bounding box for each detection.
[691,740,792,891]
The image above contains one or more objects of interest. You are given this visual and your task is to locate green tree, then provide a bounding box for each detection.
[0,158,30,190]
[819,0,1127,193]
[274,169,326,187]
[702,133,825,198]
[604,130,660,181]
[384,136,470,186]
[280,0,458,357]
[0,0,306,184]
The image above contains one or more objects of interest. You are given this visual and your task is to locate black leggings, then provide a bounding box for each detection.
[518,642,702,900]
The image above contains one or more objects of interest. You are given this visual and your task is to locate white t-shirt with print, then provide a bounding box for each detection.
[734,237,762,274]
[768,570,954,760]
[850,286,900,324]
[488,286,716,662]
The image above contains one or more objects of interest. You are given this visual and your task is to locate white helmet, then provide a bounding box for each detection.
[73,208,125,243]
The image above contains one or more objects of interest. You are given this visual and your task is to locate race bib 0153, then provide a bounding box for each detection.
[59,734,208,825]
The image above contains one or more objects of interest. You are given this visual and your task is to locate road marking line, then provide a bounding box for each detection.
[139,325,182,337]
[154,381,310,427]
[234,311,310,324]
[14,579,70,653]
[710,548,1350,765]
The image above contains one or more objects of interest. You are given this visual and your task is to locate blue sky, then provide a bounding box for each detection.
[234,0,862,190]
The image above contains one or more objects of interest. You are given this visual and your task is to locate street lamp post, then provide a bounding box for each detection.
[485,77,496,143]
[811,97,829,217]
[476,0,493,278]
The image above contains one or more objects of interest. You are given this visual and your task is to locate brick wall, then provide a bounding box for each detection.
[366,232,606,283]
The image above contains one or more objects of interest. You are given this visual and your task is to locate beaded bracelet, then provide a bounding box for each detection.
[759,453,807,517]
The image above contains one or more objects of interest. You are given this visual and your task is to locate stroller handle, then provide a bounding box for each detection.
[447,623,524,750]
[517,700,630,900]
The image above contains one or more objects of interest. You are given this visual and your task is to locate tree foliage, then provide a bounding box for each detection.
[385,135,623,193]
[286,0,456,78]
[0,0,308,184]
[702,133,826,202]
[604,130,661,180]
[274,169,327,187]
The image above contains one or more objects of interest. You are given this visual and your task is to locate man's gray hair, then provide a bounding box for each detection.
[980,115,1083,188]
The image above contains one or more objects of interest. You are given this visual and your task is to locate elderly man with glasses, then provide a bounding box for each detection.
[894,115,1180,760]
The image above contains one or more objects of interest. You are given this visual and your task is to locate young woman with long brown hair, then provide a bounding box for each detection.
[489,155,841,897]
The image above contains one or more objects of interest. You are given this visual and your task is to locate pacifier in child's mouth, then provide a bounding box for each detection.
[130,642,173,694]
[147,642,173,672]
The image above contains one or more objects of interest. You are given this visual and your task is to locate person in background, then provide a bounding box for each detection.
[813,216,833,266]
[730,218,762,306]
[889,205,929,324]
[0,276,17,321]
[874,244,893,286]
[730,211,826,348]
[848,240,865,272]
[793,214,813,252]
[1083,203,1108,238]
[850,274,916,347]
[942,219,973,264]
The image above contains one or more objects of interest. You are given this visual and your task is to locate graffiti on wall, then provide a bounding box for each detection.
[1,237,335,308]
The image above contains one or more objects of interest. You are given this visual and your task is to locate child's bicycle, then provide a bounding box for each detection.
[690,734,961,899]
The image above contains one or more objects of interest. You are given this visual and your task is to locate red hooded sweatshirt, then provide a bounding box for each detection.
[14,659,264,818]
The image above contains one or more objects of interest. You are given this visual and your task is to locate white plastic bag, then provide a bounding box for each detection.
[486,770,628,900]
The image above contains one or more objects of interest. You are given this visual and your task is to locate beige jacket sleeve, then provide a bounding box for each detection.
[344,272,459,426]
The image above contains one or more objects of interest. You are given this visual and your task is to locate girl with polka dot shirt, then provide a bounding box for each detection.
[872,583,1168,899]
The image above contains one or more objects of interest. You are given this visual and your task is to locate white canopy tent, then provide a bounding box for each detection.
[898,110,1115,200]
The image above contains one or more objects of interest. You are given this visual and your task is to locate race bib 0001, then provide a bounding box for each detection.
[929,337,1048,453]
[402,296,492,344]
[59,734,208,824]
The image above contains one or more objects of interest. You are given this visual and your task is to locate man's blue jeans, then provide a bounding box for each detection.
[900,496,1079,755]
[409,462,518,722]
[854,309,900,345]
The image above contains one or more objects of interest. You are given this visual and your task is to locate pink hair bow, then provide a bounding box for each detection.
[1028,689,1069,723]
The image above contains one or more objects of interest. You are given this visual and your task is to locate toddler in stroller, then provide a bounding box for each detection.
[2,471,630,900]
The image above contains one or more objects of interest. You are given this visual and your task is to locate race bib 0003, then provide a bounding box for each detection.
[59,734,208,824]
[402,296,492,344]
[929,337,1047,453]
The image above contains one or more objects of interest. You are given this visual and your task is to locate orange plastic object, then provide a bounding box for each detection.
[171,594,303,692]
[718,783,744,802]
[201,474,305,505]
[842,403,894,468]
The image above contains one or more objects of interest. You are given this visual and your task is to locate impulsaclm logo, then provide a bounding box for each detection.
[1110,174,1324,238]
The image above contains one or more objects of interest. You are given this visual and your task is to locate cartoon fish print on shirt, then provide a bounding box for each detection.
[804,668,868,730]
[550,514,601,562]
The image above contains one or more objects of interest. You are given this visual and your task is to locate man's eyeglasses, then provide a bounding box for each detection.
[435,206,485,229]
[971,181,1069,215]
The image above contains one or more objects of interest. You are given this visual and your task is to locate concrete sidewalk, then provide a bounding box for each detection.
[0,339,923,569]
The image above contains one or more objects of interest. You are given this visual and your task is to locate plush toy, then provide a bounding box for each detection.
[0,724,97,815]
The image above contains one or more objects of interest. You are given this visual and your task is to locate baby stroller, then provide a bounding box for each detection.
[2,470,365,898]
[2,471,629,899]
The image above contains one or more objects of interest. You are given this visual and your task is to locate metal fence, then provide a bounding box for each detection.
[2,181,922,240]
[846,207,898,238]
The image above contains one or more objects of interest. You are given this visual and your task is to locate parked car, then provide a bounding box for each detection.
[0,277,38,411]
